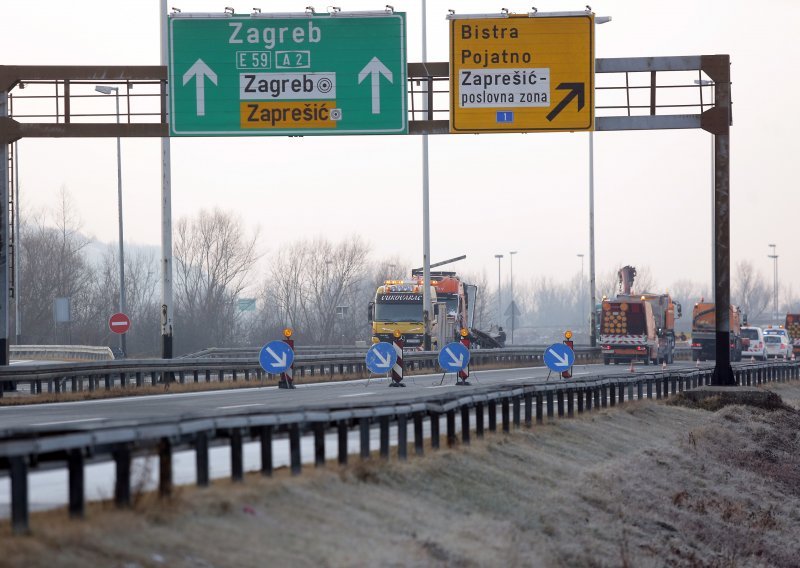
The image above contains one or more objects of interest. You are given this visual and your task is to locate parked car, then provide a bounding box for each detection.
[764,334,791,359]
[741,326,767,360]
[763,326,789,339]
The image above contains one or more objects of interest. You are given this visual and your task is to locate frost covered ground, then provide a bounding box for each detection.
[4,383,800,567]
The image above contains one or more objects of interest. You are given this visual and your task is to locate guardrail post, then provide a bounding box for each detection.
[179,371,186,384]
[314,422,325,468]
[290,423,302,474]
[379,416,390,459]
[205,370,211,382]
[104,374,111,390]
[159,438,173,497]
[546,391,554,419]
[637,380,643,400]
[608,384,615,407]
[114,446,132,508]
[557,391,565,416]
[259,426,272,477]
[68,449,84,518]
[10,457,29,535]
[593,386,601,409]
[655,378,662,399]
[488,400,497,431]
[397,414,408,460]
[135,372,143,387]
[359,418,370,460]
[476,402,485,437]
[446,409,456,447]
[646,379,653,399]
[512,396,521,427]
[567,390,574,417]
[501,398,510,432]
[627,382,633,402]
[431,412,440,449]
[576,389,584,414]
[196,432,209,487]
[338,421,348,465]
[536,393,544,423]
[584,388,592,411]
[414,412,424,456]
[231,428,244,482]
[193,370,199,383]
[461,405,471,445]
[524,393,533,425]
[72,376,79,392]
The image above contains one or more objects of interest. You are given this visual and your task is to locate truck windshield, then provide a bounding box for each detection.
[374,298,423,322]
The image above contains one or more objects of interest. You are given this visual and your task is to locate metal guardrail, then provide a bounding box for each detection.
[0,346,601,396]
[10,345,114,361]
[1,359,796,534]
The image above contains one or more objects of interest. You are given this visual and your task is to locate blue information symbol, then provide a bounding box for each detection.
[365,342,398,375]
[543,343,575,373]
[259,340,294,374]
[438,342,471,372]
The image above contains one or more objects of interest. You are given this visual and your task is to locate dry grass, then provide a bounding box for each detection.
[4,383,800,567]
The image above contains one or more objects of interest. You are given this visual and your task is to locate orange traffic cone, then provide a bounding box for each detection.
[696,358,700,368]
[662,361,667,371]
[629,360,635,373]
[750,356,755,362]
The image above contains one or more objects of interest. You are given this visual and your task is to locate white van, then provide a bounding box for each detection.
[741,326,766,360]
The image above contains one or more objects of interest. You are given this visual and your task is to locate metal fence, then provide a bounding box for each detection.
[1,359,796,535]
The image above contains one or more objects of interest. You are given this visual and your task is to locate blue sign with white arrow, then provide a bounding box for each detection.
[259,340,294,374]
[543,343,575,372]
[365,342,397,375]
[438,342,471,372]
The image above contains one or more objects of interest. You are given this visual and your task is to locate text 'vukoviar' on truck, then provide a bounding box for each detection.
[368,280,436,349]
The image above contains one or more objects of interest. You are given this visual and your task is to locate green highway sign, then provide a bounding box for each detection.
[168,13,407,136]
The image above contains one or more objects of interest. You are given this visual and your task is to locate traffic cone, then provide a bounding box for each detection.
[696,358,700,368]
[629,360,635,373]
[662,361,667,371]
[750,356,755,362]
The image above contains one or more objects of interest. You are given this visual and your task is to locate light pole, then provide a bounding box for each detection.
[577,253,585,338]
[95,85,126,358]
[588,15,613,348]
[494,254,504,327]
[768,244,778,323]
[509,250,517,343]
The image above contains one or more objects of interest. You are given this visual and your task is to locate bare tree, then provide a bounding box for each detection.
[733,260,770,322]
[174,209,259,353]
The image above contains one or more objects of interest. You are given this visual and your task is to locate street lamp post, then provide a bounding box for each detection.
[577,253,585,338]
[768,244,778,323]
[494,254,504,327]
[509,251,517,344]
[95,85,126,358]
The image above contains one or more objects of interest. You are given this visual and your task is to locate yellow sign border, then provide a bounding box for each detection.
[449,14,595,133]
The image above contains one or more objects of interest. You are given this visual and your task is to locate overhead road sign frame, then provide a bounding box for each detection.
[168,10,407,136]
[447,10,594,134]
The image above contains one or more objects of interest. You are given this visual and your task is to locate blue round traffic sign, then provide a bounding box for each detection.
[259,340,294,374]
[365,342,398,375]
[543,343,575,373]
[438,341,471,372]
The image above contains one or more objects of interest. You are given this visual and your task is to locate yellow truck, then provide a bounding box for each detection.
[368,280,437,349]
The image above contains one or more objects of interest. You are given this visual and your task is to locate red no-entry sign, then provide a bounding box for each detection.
[109,312,131,334]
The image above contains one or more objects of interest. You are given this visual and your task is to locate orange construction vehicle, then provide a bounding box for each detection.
[785,314,800,357]
[691,302,743,361]
[601,266,682,365]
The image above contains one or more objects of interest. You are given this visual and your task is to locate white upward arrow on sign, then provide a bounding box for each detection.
[548,348,571,367]
[182,59,218,117]
[358,57,393,114]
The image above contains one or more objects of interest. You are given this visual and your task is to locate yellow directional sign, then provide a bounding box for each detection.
[449,13,594,133]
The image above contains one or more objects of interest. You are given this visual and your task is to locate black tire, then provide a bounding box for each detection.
[603,358,610,365]
[643,357,650,365]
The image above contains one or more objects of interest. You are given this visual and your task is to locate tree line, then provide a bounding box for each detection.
[14,192,797,355]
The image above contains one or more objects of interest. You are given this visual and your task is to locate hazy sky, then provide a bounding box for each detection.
[2,0,799,299]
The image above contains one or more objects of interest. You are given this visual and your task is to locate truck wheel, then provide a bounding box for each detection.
[603,358,610,366]
[643,357,649,365]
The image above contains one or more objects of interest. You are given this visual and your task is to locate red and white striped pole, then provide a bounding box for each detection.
[390,331,405,387]
[457,328,470,385]
[279,328,296,389]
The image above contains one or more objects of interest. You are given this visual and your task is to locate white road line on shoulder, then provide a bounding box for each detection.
[339,392,376,398]
[31,417,105,426]
[216,403,265,410]
[425,385,455,389]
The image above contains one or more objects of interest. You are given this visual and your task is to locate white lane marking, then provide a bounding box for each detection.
[31,417,105,426]
[216,403,264,410]
[425,385,455,389]
[339,392,376,398]
[505,372,590,381]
